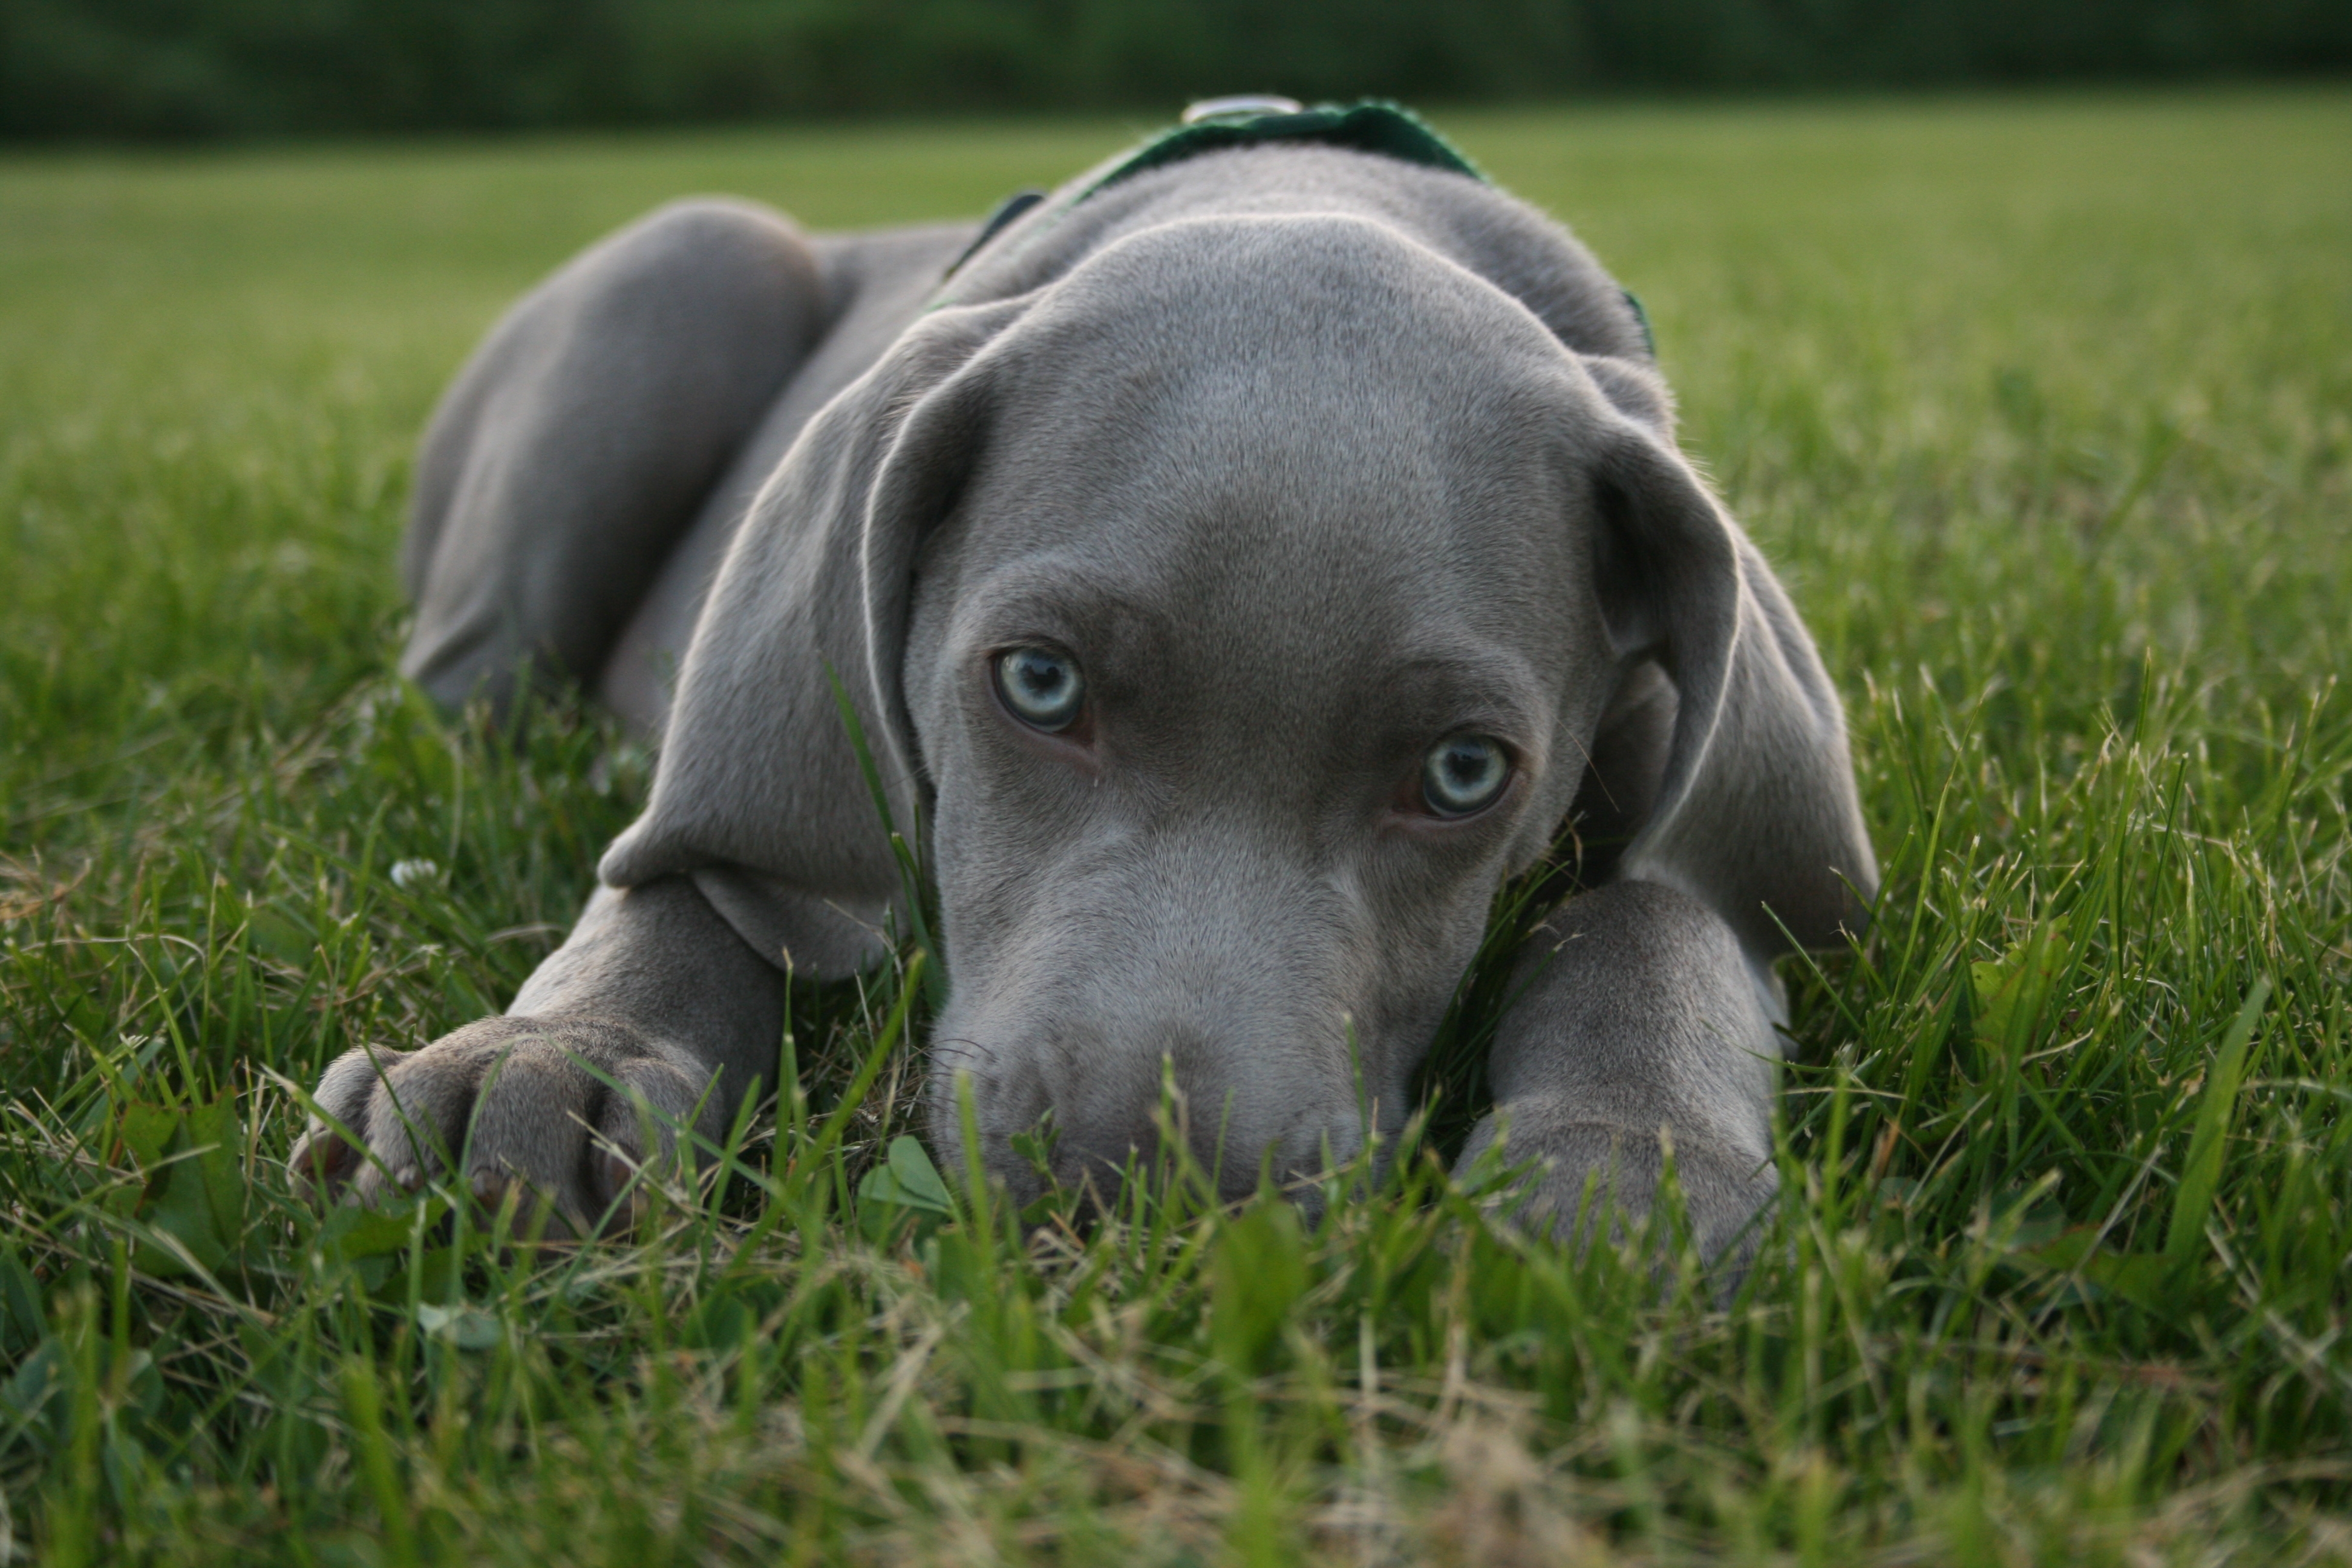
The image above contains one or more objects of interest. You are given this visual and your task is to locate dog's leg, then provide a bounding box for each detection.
[402,198,826,720]
[1459,879,1785,1281]
[290,877,786,1232]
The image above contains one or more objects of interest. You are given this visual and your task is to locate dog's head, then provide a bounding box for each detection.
[604,213,1872,1204]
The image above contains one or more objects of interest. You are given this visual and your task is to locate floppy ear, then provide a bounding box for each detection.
[596,302,1014,977]
[1589,418,1878,956]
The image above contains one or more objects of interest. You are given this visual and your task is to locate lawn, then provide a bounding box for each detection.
[2,90,2349,1563]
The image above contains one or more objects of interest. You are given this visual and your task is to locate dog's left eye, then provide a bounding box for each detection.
[995,645,1086,732]
[1422,734,1510,817]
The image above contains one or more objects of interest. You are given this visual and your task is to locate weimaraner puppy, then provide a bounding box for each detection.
[293,102,1877,1267]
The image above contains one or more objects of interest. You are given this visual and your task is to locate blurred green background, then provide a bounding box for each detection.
[5,0,2348,141]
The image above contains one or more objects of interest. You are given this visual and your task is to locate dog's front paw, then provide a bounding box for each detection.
[288,1016,727,1235]
[1457,1103,1778,1278]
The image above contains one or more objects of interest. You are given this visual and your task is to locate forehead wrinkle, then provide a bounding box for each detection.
[1378,645,1551,744]
[936,555,1177,722]
[1009,316,1557,515]
[1078,412,1576,741]
[982,213,1580,508]
[989,352,1554,608]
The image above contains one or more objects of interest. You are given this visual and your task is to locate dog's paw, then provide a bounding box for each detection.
[287,1016,727,1236]
[1456,1107,1778,1284]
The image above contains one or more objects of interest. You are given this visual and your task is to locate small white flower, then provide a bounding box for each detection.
[389,858,442,891]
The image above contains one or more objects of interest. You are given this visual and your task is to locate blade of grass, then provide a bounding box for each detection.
[2165,978,2271,1268]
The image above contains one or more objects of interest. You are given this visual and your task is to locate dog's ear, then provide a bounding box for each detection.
[598,302,1014,976]
[1587,417,1877,956]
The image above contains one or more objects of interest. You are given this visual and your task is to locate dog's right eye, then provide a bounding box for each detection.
[995,646,1086,733]
[1421,733,1511,817]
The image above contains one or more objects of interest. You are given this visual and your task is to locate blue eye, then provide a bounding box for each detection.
[1422,734,1509,816]
[995,646,1086,732]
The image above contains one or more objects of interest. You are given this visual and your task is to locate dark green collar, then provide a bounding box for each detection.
[1083,99,1486,198]
[942,100,1484,284]
[939,99,1654,357]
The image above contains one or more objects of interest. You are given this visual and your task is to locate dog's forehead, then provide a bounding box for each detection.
[984,211,1586,448]
[944,212,1599,645]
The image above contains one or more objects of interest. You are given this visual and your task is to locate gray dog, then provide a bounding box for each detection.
[292,101,1877,1265]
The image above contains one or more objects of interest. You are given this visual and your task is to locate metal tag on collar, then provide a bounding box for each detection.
[1180,94,1303,126]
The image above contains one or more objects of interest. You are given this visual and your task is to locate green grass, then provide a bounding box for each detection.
[3,89,2350,1563]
